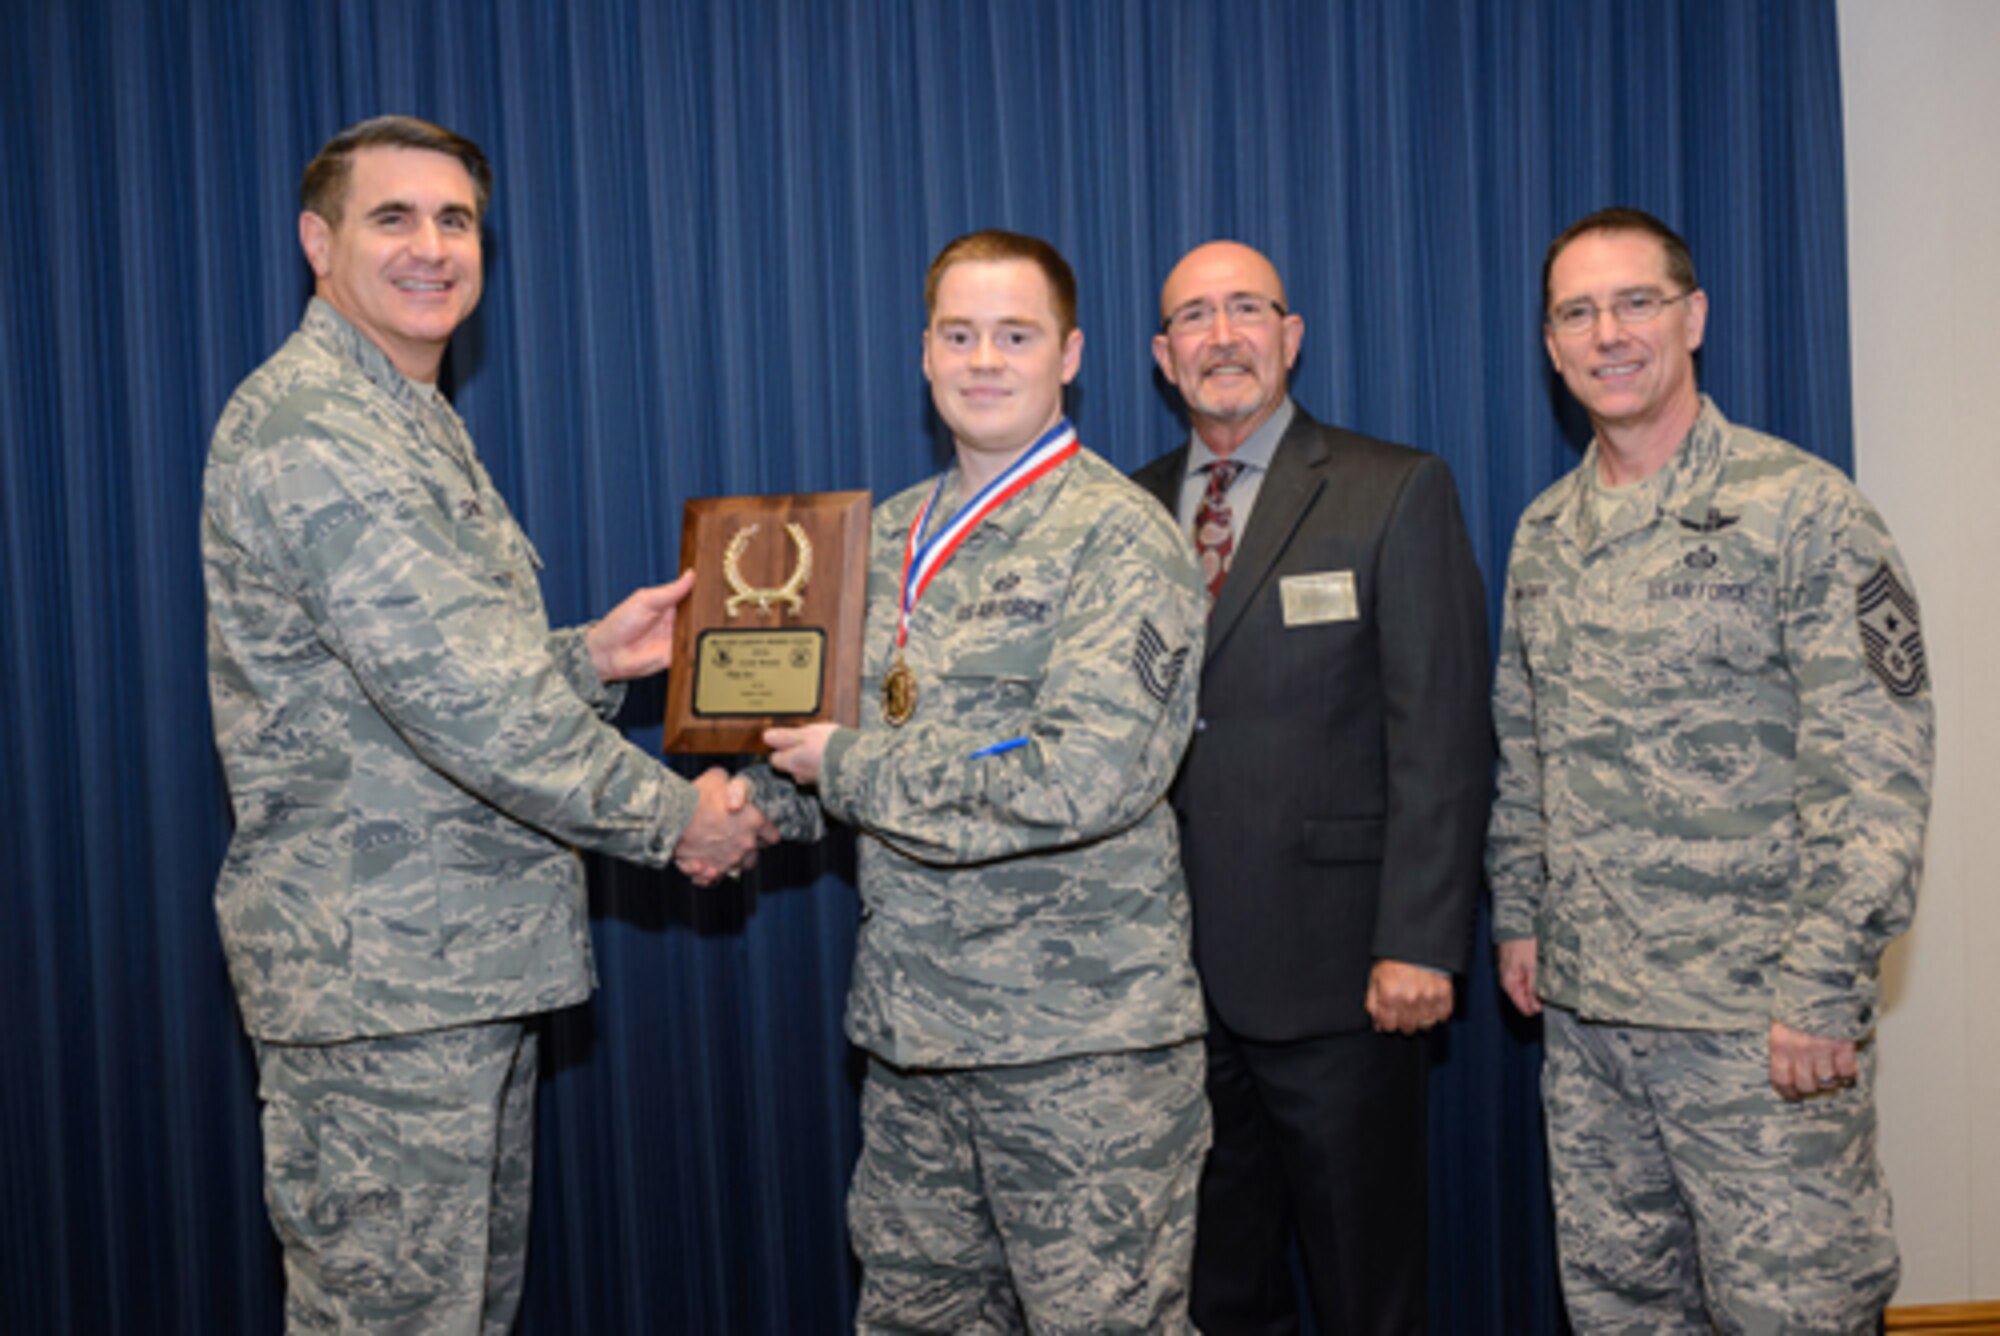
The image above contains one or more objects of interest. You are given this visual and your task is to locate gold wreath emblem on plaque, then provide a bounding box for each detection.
[722,522,813,616]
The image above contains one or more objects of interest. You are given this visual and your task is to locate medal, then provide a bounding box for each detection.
[881,654,918,726]
[884,419,1080,729]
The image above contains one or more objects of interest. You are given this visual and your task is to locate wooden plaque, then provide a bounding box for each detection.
[663,490,871,754]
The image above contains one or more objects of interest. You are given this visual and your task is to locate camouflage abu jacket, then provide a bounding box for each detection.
[203,300,697,1043]
[1487,396,1933,1039]
[757,437,1207,1068]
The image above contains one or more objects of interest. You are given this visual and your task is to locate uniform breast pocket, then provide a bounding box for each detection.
[1656,587,1778,676]
[1644,535,1777,672]
[1512,593,1570,677]
[1704,598,1779,672]
[1620,586,1783,728]
[931,671,1040,733]
[454,504,541,604]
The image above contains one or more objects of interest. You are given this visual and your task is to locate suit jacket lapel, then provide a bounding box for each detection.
[1136,445,1187,514]
[1207,417,1328,662]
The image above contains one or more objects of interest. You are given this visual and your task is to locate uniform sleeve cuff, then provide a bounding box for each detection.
[648,771,701,864]
[816,728,862,822]
[1774,975,1877,1040]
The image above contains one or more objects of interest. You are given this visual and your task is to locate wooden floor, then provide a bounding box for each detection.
[1886,1302,2000,1333]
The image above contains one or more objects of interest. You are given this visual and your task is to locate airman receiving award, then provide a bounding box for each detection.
[663,491,869,753]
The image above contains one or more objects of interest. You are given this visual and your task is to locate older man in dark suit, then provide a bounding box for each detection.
[1133,241,1492,1335]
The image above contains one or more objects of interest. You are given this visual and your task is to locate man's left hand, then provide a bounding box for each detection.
[1366,959,1454,1034]
[765,723,839,786]
[587,570,696,683]
[1769,1020,1858,1101]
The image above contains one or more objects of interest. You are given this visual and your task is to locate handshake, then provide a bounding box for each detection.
[588,574,844,887]
[670,721,839,885]
[669,721,840,886]
[674,768,780,886]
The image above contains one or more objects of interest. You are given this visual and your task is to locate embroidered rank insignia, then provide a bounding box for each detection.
[1856,560,1927,697]
[1132,618,1189,707]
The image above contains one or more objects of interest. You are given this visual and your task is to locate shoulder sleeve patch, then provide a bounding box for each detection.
[1132,617,1191,707]
[1857,560,1927,698]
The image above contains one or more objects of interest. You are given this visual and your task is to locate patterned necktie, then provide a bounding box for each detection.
[1193,460,1242,603]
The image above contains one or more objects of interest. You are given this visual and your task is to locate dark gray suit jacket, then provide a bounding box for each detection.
[1134,407,1492,1040]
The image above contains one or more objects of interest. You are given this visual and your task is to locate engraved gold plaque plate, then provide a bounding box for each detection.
[692,629,825,717]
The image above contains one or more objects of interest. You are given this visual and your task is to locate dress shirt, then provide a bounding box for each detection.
[1173,397,1296,541]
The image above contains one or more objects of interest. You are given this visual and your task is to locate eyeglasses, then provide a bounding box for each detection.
[1161,294,1287,336]
[1546,288,1693,337]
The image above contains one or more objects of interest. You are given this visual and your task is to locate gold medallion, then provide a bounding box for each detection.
[881,655,918,726]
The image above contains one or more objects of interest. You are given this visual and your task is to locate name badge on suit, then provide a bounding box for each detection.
[1280,570,1358,626]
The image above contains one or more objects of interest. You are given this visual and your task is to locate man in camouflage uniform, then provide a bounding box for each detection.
[759,230,1209,1332]
[1488,207,1934,1334]
[202,116,770,1332]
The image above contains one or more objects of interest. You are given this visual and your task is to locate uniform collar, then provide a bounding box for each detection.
[1544,394,1732,552]
[299,297,434,410]
[964,440,1088,540]
[931,439,1084,545]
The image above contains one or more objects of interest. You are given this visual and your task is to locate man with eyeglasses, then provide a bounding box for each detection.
[1488,207,1934,1332]
[1134,241,1491,1333]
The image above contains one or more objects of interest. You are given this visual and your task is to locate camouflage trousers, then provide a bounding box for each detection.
[850,1040,1210,1334]
[1543,1007,1896,1335]
[254,1021,538,1335]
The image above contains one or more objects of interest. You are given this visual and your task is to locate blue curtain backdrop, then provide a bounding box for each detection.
[0,1,1852,1331]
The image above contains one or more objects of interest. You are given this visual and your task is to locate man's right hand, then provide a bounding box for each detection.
[1497,938,1542,1017]
[675,768,778,886]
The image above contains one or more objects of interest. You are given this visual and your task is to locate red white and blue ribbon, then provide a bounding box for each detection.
[894,418,1079,651]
